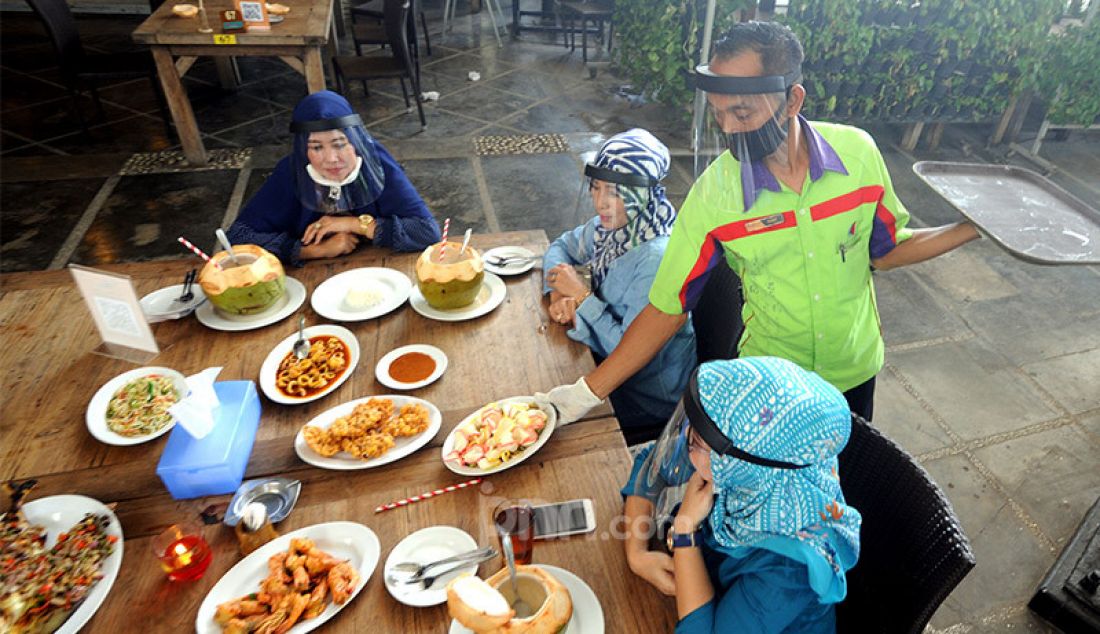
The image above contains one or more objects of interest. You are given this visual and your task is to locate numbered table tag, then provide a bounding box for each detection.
[213,33,238,44]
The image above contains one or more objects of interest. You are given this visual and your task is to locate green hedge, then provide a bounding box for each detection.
[1027,17,1100,126]
[613,0,1069,125]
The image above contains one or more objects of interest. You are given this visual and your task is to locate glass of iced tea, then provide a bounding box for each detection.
[492,501,534,566]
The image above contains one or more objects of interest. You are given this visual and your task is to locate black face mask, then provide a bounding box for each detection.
[727,104,789,162]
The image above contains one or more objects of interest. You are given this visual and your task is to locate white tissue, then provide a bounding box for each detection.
[467,71,481,81]
[421,91,440,101]
[168,366,223,440]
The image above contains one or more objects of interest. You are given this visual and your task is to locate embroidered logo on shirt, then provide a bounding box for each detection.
[745,214,786,233]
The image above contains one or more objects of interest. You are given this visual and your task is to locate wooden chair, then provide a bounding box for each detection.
[836,415,977,633]
[690,257,743,364]
[351,0,430,60]
[334,0,426,129]
[24,0,171,137]
[557,0,614,63]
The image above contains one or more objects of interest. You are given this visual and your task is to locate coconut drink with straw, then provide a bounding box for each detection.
[416,225,484,310]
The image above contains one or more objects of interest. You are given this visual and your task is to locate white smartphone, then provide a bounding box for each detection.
[531,498,596,540]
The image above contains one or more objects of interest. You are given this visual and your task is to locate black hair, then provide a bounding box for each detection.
[711,21,804,84]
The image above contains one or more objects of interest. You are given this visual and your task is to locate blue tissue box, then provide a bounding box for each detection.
[156,380,261,500]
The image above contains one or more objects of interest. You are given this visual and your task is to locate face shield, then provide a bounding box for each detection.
[692,65,798,211]
[289,113,386,214]
[573,163,658,240]
[632,367,811,540]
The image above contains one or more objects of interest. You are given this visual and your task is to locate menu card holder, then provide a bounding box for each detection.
[68,264,160,364]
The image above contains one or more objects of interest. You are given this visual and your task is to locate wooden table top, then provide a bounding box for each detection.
[0,230,675,632]
[133,0,333,46]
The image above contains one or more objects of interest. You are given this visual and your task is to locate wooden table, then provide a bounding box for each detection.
[0,230,678,633]
[133,0,336,166]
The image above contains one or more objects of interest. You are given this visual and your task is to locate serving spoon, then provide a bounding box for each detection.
[293,315,309,360]
[215,228,240,266]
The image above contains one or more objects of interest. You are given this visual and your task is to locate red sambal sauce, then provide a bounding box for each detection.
[276,335,351,398]
[389,352,436,384]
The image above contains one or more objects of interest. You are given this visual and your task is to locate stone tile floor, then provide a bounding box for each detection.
[2,3,1099,632]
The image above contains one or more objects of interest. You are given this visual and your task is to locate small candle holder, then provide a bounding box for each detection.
[154,523,214,581]
[197,0,214,33]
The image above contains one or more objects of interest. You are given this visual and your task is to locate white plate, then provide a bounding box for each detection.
[195,277,306,332]
[441,396,556,476]
[384,526,480,607]
[311,267,412,322]
[21,494,125,634]
[196,521,379,634]
[294,394,442,470]
[85,366,190,446]
[140,283,207,322]
[259,324,360,405]
[375,344,448,390]
[482,246,538,276]
[409,272,507,322]
[449,565,604,634]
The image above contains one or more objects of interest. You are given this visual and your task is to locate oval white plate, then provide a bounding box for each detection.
[294,394,442,470]
[140,283,207,321]
[195,277,306,332]
[441,396,556,476]
[311,267,412,322]
[482,246,538,276]
[375,344,448,390]
[196,521,379,634]
[21,495,124,634]
[86,366,189,446]
[409,272,506,322]
[259,324,360,405]
[449,565,604,634]
[384,525,480,607]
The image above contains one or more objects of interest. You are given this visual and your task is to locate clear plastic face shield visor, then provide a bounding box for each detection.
[572,163,658,239]
[692,65,798,210]
[632,368,810,539]
[290,113,386,214]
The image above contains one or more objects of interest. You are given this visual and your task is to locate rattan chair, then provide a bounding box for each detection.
[836,415,976,633]
[690,257,743,364]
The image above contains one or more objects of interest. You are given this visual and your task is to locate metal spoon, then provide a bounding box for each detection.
[500,532,533,618]
[293,315,309,360]
[215,228,240,266]
[460,228,473,254]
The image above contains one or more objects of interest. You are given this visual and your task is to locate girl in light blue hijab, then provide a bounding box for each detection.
[623,356,861,632]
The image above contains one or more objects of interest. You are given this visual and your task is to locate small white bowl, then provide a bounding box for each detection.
[375,344,447,390]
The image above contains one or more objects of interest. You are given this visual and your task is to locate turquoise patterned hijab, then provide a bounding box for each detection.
[699,357,861,603]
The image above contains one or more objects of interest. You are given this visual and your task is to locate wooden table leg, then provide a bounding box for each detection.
[214,57,240,90]
[151,47,207,165]
[303,47,327,93]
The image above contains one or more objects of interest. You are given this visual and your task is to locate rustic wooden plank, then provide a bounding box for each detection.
[151,47,206,165]
[279,55,305,75]
[303,46,326,92]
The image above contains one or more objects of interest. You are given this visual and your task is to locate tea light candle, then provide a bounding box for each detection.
[154,525,213,582]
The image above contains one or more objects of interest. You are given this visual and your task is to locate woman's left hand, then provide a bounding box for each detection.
[302,216,359,245]
[546,263,587,298]
[675,472,715,533]
[548,296,577,326]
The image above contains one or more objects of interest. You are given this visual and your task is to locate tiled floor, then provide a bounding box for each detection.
[2,3,1099,633]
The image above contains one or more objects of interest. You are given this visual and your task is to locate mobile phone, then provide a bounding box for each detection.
[531,498,596,540]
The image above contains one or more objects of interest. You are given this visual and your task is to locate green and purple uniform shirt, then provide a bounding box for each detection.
[650,118,912,392]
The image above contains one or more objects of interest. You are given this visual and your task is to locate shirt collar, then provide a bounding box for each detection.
[742,115,849,210]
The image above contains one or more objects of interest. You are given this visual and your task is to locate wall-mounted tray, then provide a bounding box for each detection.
[912,161,1100,265]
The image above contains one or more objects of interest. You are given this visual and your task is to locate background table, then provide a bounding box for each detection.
[0,230,678,632]
[133,0,336,166]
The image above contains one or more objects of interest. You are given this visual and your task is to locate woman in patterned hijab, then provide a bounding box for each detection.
[666,356,861,632]
[542,129,695,444]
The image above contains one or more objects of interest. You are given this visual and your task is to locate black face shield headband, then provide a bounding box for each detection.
[684,368,810,470]
[583,163,659,188]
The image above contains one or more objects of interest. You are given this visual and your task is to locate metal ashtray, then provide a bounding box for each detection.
[223,477,301,527]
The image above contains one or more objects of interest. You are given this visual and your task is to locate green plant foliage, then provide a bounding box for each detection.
[612,0,1065,125]
[1028,18,1100,126]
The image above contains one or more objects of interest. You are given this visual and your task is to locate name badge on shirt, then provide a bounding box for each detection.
[745,213,786,233]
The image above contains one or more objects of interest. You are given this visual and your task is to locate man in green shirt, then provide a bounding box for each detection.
[539,21,980,429]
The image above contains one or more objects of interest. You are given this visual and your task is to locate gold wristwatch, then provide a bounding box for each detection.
[358,214,375,235]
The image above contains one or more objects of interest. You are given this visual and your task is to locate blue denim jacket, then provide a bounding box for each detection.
[544,219,695,427]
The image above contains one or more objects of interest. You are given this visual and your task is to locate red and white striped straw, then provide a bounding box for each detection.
[177,236,220,270]
[374,477,481,514]
[437,218,450,261]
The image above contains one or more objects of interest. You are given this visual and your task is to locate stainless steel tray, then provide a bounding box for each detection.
[912,161,1100,265]
[223,477,301,527]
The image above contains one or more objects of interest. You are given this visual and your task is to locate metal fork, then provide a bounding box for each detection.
[388,548,497,590]
[486,254,540,267]
[389,545,495,578]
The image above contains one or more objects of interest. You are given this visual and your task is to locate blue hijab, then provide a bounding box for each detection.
[699,357,861,604]
[588,129,677,289]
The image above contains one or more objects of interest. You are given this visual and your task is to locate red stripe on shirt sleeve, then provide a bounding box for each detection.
[678,233,719,310]
[875,199,898,244]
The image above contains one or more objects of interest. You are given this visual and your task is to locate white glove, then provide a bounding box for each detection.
[534,377,604,426]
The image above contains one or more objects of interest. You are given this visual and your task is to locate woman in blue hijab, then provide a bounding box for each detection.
[622,357,861,633]
[543,128,695,444]
[228,91,440,265]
